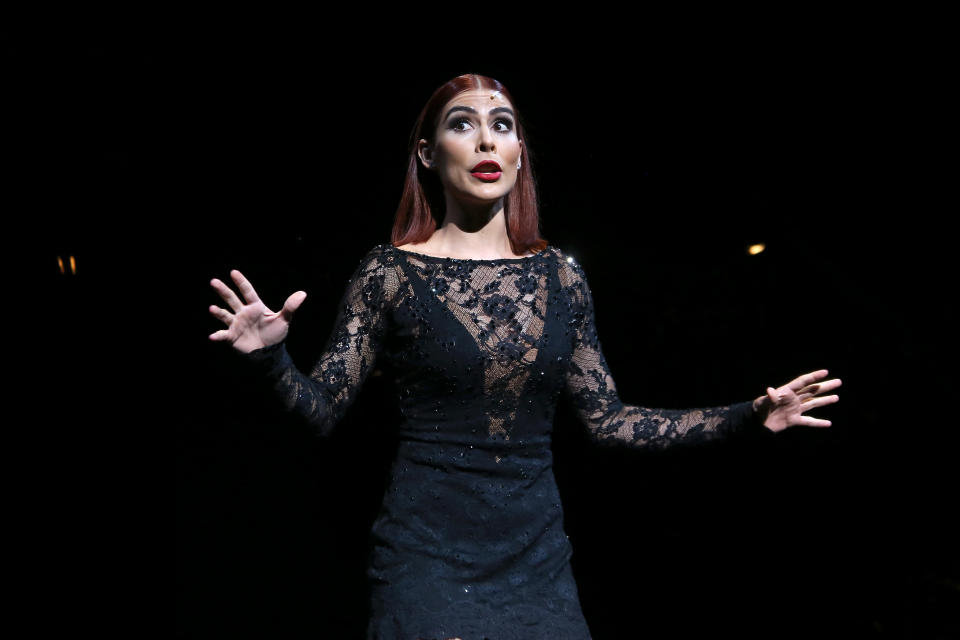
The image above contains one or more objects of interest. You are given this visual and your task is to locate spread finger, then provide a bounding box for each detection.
[230,270,262,304]
[211,277,244,312]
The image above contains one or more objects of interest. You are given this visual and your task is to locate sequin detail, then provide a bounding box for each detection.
[243,243,762,638]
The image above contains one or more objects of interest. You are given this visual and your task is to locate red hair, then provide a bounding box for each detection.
[390,74,548,255]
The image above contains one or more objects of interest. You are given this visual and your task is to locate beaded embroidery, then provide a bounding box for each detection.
[246,243,748,449]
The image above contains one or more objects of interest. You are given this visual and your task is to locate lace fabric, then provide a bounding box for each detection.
[239,242,764,638]
[245,243,760,447]
[556,253,756,448]
[244,247,398,436]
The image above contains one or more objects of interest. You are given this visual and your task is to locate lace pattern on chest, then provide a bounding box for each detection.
[246,243,757,448]
[401,251,551,440]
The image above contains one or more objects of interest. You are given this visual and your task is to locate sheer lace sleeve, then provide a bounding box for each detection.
[242,245,396,437]
[559,254,765,450]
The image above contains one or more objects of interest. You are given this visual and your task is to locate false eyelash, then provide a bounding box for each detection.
[449,118,514,132]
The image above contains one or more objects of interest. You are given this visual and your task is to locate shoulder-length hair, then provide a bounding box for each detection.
[390,74,548,255]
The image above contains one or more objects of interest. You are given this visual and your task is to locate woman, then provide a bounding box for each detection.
[207,74,841,639]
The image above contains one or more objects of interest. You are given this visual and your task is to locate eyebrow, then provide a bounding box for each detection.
[443,105,515,120]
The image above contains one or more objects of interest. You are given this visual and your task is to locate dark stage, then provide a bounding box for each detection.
[17,22,955,639]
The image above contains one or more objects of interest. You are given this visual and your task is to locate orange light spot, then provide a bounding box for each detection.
[748,243,766,256]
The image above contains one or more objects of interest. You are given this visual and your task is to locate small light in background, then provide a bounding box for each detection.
[748,243,766,256]
[57,255,78,275]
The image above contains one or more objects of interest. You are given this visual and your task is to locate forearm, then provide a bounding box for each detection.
[243,341,337,436]
[585,399,766,450]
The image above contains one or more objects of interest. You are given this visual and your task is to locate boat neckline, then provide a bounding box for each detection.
[388,244,550,263]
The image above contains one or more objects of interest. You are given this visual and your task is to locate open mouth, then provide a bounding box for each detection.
[470,161,502,181]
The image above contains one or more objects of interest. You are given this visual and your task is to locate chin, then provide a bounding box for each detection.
[464,183,515,201]
[462,192,511,207]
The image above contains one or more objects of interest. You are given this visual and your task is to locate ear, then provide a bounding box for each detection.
[417,139,434,170]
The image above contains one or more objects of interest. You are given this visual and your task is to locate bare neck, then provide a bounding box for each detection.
[403,196,533,260]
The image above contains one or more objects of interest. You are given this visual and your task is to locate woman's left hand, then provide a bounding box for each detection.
[752,369,842,433]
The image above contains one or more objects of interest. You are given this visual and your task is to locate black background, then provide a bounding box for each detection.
[14,16,955,639]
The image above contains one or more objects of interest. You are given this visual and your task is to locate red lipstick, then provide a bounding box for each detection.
[470,160,502,182]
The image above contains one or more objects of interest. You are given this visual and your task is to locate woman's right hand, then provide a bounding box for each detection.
[208,269,308,354]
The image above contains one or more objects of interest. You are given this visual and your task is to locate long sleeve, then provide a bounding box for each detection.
[241,245,394,437]
[559,255,767,450]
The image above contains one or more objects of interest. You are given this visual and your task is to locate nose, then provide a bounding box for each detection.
[476,124,495,153]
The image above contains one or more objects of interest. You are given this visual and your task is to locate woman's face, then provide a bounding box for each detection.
[418,88,523,207]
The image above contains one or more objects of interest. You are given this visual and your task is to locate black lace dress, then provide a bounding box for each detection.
[244,243,765,639]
